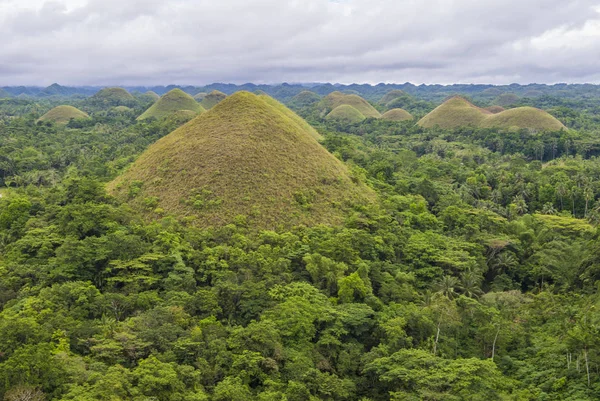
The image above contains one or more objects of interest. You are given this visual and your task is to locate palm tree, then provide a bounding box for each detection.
[434,275,459,299]
[458,271,483,298]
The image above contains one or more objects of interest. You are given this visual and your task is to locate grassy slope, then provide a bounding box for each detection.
[321,91,381,118]
[0,89,11,98]
[480,107,566,130]
[326,105,366,124]
[92,87,135,103]
[289,91,321,107]
[108,92,375,230]
[145,91,160,100]
[194,92,208,101]
[379,90,407,104]
[138,89,205,120]
[200,90,227,109]
[418,96,490,129]
[38,105,90,125]
[380,108,413,121]
[259,94,323,141]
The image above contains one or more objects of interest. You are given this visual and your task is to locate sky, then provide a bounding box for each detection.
[1,0,600,86]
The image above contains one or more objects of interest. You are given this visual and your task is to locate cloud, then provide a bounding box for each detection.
[1,0,600,85]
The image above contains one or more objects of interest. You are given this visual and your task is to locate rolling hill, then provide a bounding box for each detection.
[419,97,565,131]
[137,89,205,120]
[417,96,490,129]
[289,91,321,108]
[379,90,407,104]
[380,108,413,122]
[479,107,566,131]
[200,90,227,109]
[326,105,366,124]
[90,87,135,106]
[321,91,381,118]
[193,92,208,101]
[108,91,374,229]
[38,105,90,125]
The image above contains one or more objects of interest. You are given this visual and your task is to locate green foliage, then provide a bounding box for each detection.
[3,84,600,401]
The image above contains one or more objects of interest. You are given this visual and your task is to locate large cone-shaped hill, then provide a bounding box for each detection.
[479,107,566,131]
[91,87,135,105]
[381,108,413,122]
[326,105,366,124]
[138,89,205,120]
[38,105,90,125]
[321,92,381,118]
[418,96,490,129]
[200,90,227,109]
[108,92,374,229]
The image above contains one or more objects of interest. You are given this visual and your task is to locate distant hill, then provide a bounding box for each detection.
[479,107,566,131]
[90,87,135,106]
[0,89,11,98]
[193,92,208,101]
[38,105,90,125]
[326,105,366,124]
[288,91,321,108]
[380,108,413,122]
[109,91,374,229]
[379,90,407,104]
[321,91,381,118]
[200,90,227,109]
[419,97,565,131]
[138,89,204,120]
[418,96,490,129]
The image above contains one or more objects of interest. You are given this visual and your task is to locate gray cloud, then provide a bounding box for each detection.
[1,0,600,85]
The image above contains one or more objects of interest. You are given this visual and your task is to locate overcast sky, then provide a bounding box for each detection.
[1,0,600,86]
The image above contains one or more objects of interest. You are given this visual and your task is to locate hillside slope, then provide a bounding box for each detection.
[109,92,374,229]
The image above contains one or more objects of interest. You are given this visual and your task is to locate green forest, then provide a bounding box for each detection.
[2,84,600,401]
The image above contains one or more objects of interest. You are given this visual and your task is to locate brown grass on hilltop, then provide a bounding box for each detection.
[108,92,375,230]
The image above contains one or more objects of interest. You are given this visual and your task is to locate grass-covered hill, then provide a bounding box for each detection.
[0,88,11,98]
[418,97,566,131]
[325,104,366,124]
[144,91,160,101]
[258,94,323,141]
[288,91,321,108]
[417,96,490,129]
[200,90,227,109]
[90,87,135,106]
[109,91,373,229]
[380,108,413,121]
[320,91,381,118]
[137,89,205,121]
[480,106,566,131]
[38,105,90,125]
[193,92,207,101]
[379,89,407,104]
